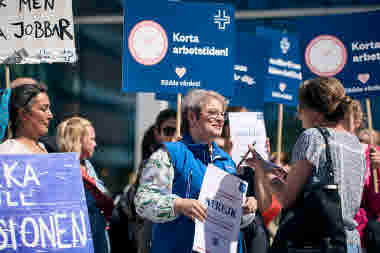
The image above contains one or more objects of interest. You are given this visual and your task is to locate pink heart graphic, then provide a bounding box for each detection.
[279,82,286,92]
[175,67,186,78]
[358,73,370,84]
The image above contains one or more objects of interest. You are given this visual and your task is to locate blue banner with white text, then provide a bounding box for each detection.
[0,153,93,253]
[155,93,177,103]
[256,27,302,107]
[230,33,268,110]
[296,10,380,99]
[123,0,235,98]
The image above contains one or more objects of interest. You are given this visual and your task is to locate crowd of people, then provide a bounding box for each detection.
[1,76,380,253]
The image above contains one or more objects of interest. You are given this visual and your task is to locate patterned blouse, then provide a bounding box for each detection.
[291,128,366,247]
[135,147,255,225]
[134,148,180,223]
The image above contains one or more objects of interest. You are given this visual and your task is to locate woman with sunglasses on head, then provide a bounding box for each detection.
[153,108,178,144]
[247,77,366,253]
[115,108,178,253]
[135,89,256,253]
[0,82,53,154]
[56,116,114,253]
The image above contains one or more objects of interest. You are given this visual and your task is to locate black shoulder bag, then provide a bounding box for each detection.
[270,127,347,253]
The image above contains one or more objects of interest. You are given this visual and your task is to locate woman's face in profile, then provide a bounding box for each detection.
[297,105,320,129]
[81,126,97,159]
[23,92,53,137]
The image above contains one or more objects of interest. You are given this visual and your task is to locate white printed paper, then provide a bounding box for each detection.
[228,112,268,166]
[193,164,247,253]
[0,0,77,64]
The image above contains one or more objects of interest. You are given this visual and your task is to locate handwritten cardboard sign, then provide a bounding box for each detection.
[0,0,77,64]
[0,153,93,253]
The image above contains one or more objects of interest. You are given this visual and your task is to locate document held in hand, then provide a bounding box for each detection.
[193,164,247,253]
[228,112,268,167]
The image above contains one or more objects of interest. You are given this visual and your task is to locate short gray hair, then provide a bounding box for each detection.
[181,89,228,133]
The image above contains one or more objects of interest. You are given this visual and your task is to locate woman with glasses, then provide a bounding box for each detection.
[135,89,257,253]
[0,82,53,154]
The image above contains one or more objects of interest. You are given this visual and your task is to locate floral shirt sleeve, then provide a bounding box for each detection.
[134,148,180,223]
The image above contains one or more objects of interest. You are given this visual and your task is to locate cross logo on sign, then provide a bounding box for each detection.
[280,37,290,54]
[214,10,230,30]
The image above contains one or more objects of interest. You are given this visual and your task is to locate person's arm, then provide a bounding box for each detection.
[275,160,312,208]
[240,196,257,228]
[369,145,380,170]
[253,163,274,213]
[134,148,207,223]
[247,129,319,209]
[134,148,180,223]
[249,150,312,209]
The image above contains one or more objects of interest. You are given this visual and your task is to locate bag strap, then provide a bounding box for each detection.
[315,127,335,185]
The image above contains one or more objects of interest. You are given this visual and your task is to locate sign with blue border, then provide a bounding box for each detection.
[296,11,380,99]
[256,27,302,107]
[123,0,235,98]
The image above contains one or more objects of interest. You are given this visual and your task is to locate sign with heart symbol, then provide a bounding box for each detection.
[296,11,380,99]
[123,1,235,96]
[175,67,186,78]
[279,82,286,92]
[358,73,370,84]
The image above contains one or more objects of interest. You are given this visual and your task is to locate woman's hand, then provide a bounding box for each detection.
[245,144,265,173]
[170,135,183,142]
[174,198,207,222]
[242,196,257,215]
[370,146,380,169]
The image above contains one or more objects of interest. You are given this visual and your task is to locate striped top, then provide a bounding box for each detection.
[291,128,366,246]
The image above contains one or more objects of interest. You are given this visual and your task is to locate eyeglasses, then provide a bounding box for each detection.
[201,111,227,121]
[162,126,176,137]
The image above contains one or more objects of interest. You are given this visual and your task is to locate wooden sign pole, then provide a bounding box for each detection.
[276,104,283,165]
[176,93,182,138]
[5,65,10,89]
[366,98,378,193]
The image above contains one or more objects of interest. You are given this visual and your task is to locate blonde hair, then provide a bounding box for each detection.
[56,117,92,156]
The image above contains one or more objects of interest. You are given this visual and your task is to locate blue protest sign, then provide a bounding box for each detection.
[123,0,235,98]
[230,33,268,110]
[155,93,177,103]
[296,11,380,99]
[0,153,93,253]
[256,27,302,107]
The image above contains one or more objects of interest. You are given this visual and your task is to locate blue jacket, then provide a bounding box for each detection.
[151,135,237,253]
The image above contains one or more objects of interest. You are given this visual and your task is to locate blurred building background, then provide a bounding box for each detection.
[1,0,379,193]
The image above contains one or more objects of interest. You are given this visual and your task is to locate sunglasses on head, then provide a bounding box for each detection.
[162,126,176,137]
